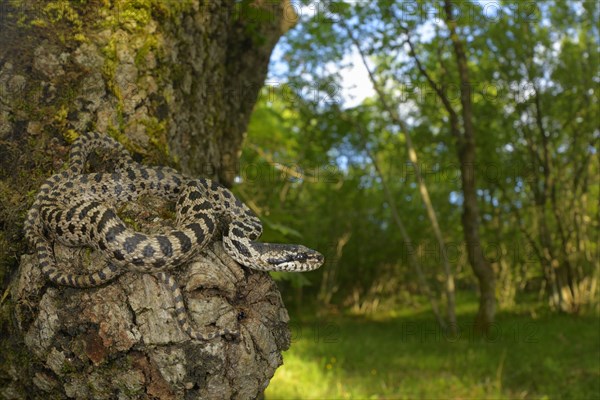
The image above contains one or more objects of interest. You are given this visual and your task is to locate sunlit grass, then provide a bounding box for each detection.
[265,305,600,399]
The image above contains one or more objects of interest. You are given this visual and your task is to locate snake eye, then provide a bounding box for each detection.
[294,253,308,262]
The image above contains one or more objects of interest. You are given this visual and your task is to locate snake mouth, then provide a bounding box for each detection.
[266,249,324,270]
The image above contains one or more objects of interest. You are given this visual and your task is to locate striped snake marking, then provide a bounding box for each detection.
[25,132,324,341]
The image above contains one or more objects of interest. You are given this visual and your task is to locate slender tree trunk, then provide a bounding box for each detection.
[398,3,494,331]
[318,231,351,306]
[443,0,496,332]
[0,1,296,398]
[342,22,455,332]
[403,133,457,333]
[534,89,581,311]
[365,146,447,331]
[457,138,496,330]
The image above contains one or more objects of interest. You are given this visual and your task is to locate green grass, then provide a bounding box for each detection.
[265,306,600,399]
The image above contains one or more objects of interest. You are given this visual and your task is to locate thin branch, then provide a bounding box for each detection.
[403,30,461,138]
[248,143,319,182]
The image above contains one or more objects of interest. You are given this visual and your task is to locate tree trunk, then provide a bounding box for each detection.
[342,23,454,332]
[443,0,496,332]
[365,146,447,332]
[0,1,295,398]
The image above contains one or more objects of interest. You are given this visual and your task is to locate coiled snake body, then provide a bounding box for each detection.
[25,132,324,340]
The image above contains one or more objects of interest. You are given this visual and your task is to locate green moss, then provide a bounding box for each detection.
[119,1,153,30]
[51,105,71,134]
[148,0,196,20]
[115,377,144,398]
[60,360,78,375]
[101,38,118,91]
[106,126,123,143]
[43,1,84,30]
[134,36,158,69]
[100,39,126,134]
[21,0,90,43]
[98,0,195,32]
[120,214,141,231]
[142,117,170,158]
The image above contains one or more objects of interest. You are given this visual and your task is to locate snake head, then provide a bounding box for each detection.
[264,244,325,272]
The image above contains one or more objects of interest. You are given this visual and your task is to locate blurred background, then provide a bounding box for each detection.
[234,1,599,398]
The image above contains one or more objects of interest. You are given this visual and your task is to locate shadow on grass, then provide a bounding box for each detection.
[266,307,600,399]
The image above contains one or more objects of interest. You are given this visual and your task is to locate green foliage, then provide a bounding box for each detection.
[243,0,598,313]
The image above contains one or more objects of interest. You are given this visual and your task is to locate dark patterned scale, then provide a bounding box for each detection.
[25,132,324,341]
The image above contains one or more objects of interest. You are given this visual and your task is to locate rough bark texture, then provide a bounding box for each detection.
[0,0,296,398]
[13,213,291,399]
[443,0,496,331]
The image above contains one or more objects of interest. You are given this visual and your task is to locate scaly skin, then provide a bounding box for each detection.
[25,132,324,340]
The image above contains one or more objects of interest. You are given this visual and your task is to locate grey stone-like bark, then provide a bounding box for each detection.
[15,239,290,399]
[0,0,296,398]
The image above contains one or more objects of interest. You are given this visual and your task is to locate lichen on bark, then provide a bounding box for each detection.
[0,0,297,398]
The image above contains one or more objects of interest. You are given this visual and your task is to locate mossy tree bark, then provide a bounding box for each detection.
[0,1,296,398]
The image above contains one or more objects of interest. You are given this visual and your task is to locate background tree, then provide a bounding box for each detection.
[242,0,597,325]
